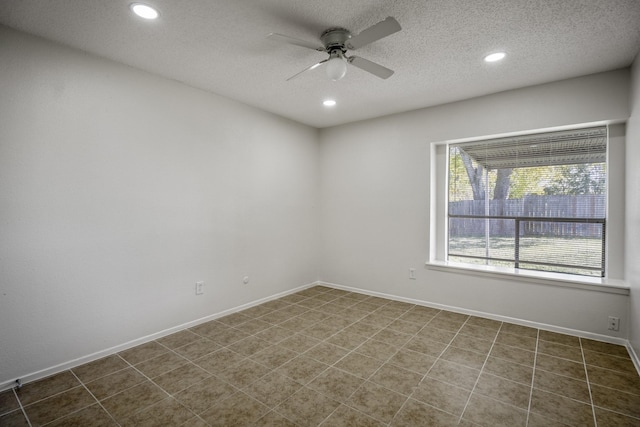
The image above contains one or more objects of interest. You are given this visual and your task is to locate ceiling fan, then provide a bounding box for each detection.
[267,17,401,81]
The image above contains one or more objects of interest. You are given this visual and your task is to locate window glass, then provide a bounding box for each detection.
[447,126,607,277]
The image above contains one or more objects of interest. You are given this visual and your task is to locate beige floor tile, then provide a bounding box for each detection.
[536,353,587,380]
[427,359,481,390]
[276,355,329,384]
[370,363,423,395]
[23,386,96,426]
[278,333,321,353]
[120,397,194,427]
[134,352,188,379]
[416,325,458,344]
[483,356,533,384]
[403,335,448,357]
[356,338,399,360]
[500,323,538,338]
[275,387,340,427]
[458,323,500,341]
[534,369,591,403]
[174,375,237,414]
[100,381,167,423]
[474,372,531,409]
[385,318,423,335]
[85,367,147,400]
[0,409,30,427]
[343,321,383,338]
[466,316,502,331]
[216,359,271,389]
[462,393,527,427]
[250,344,298,369]
[530,388,595,427]
[326,330,369,350]
[42,404,117,427]
[412,377,470,416]
[320,404,385,426]
[72,355,129,383]
[208,327,250,346]
[583,350,638,375]
[451,334,494,355]
[153,363,211,394]
[495,331,537,352]
[173,338,221,361]
[587,364,640,395]
[371,328,413,347]
[245,372,302,407]
[594,406,640,427]
[194,348,246,374]
[0,390,19,415]
[539,330,581,347]
[440,346,487,370]
[200,392,270,426]
[308,367,364,400]
[581,339,630,358]
[391,398,459,426]
[335,352,384,379]
[387,348,436,375]
[15,371,80,406]
[227,335,272,356]
[538,340,583,362]
[348,381,406,424]
[118,342,168,365]
[590,383,640,418]
[155,329,200,350]
[255,410,297,426]
[255,326,295,344]
[304,341,349,365]
[490,343,536,366]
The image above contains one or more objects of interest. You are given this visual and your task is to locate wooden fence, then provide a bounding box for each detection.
[449,195,605,238]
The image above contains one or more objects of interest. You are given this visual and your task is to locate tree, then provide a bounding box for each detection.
[458,150,511,201]
[543,164,606,195]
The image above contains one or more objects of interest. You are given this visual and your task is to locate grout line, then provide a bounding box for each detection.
[456,320,503,424]
[67,370,122,427]
[12,387,33,427]
[580,337,599,427]
[525,328,540,427]
[390,312,466,425]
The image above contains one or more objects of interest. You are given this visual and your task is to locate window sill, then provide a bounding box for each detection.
[425,260,629,295]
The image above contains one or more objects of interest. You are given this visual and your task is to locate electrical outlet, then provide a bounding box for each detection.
[608,316,620,331]
[195,281,204,295]
[409,268,416,280]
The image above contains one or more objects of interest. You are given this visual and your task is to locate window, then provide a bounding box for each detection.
[447,126,607,277]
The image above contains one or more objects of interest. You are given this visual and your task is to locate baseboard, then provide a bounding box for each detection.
[628,342,640,376]
[319,280,631,348]
[0,281,319,393]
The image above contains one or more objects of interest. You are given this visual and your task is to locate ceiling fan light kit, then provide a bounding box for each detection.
[267,17,401,81]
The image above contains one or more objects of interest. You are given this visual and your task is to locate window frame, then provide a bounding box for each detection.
[427,121,627,293]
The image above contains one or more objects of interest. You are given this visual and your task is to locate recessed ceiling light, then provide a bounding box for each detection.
[130,3,159,20]
[323,100,337,107]
[484,52,506,62]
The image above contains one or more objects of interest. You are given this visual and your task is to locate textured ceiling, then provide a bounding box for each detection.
[1,0,639,128]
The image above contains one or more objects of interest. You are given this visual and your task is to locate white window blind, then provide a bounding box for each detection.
[447,126,607,277]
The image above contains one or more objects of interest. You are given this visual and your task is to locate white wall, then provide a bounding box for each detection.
[0,26,320,386]
[319,69,630,337]
[627,56,640,358]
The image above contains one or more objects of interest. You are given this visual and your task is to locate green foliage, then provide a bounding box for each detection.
[543,164,606,195]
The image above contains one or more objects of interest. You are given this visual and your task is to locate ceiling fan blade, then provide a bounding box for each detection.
[348,56,394,79]
[286,59,329,81]
[267,33,325,52]
[346,17,401,50]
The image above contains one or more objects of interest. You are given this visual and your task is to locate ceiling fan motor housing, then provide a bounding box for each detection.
[320,28,351,53]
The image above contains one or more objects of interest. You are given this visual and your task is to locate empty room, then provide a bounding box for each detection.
[1,1,640,426]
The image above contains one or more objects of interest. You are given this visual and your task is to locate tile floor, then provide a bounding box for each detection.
[1,285,639,426]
